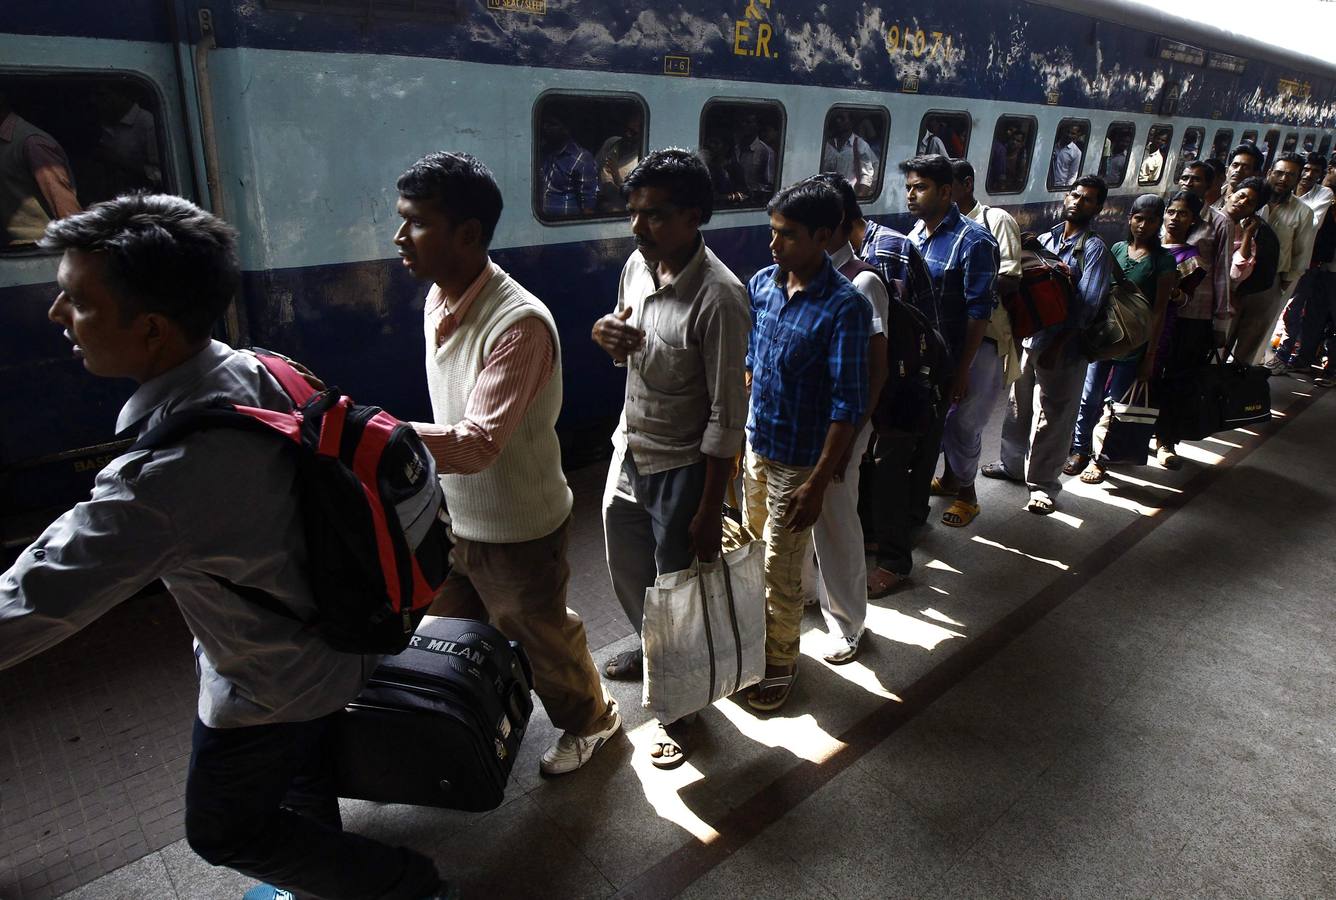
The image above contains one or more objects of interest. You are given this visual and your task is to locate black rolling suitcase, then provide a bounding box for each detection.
[332,616,534,812]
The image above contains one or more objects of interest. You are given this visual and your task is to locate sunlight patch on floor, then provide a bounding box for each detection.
[925,558,962,574]
[1204,436,1243,449]
[711,699,847,765]
[1048,510,1084,529]
[1174,443,1225,466]
[625,720,721,844]
[971,534,1071,570]
[862,605,965,651]
[921,607,965,627]
[1103,470,1184,493]
[1064,475,1162,515]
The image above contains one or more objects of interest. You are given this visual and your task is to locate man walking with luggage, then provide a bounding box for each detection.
[591,149,750,767]
[398,152,621,777]
[985,175,1112,514]
[0,194,453,900]
[744,179,871,711]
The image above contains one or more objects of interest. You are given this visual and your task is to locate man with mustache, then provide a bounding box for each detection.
[591,148,749,766]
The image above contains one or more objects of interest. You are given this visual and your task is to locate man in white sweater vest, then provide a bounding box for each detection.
[395,152,621,777]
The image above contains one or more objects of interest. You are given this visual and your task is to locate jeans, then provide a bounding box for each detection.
[185,715,441,900]
[1071,359,1140,456]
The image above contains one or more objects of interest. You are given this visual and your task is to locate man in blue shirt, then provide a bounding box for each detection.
[985,175,1112,514]
[539,115,597,218]
[744,179,871,712]
[866,154,998,597]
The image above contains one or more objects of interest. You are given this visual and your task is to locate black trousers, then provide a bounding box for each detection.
[860,412,947,577]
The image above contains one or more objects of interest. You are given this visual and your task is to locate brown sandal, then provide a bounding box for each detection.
[866,567,907,598]
[941,500,981,527]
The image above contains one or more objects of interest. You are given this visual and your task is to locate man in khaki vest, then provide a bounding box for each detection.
[0,91,80,246]
[396,151,621,776]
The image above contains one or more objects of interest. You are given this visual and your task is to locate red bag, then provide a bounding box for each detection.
[1005,232,1084,339]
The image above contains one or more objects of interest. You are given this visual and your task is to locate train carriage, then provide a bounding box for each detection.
[2,0,1333,550]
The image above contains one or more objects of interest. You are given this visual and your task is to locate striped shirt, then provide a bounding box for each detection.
[414,261,555,475]
[746,257,871,467]
[540,140,598,217]
[859,219,940,328]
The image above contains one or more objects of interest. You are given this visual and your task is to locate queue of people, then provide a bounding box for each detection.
[1,134,1332,900]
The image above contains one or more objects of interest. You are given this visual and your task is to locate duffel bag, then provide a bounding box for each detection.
[1156,362,1224,443]
[333,616,533,812]
[1006,232,1077,339]
[1094,382,1158,465]
[1217,358,1272,429]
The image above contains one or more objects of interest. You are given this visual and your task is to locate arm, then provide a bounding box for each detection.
[784,421,856,532]
[25,134,81,219]
[1072,238,1112,331]
[860,138,880,188]
[1,463,180,670]
[1137,269,1179,380]
[905,240,941,326]
[413,318,554,474]
[954,233,1000,399]
[592,262,645,363]
[1232,219,1258,286]
[994,209,1023,293]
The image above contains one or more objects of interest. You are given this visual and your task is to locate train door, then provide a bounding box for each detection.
[0,20,203,553]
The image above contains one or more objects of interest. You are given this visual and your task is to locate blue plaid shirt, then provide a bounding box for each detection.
[746,257,871,467]
[859,219,940,328]
[540,140,598,217]
[907,205,999,359]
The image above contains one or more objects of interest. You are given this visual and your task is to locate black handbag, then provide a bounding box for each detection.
[1156,362,1223,443]
[1217,358,1272,429]
[1096,382,1157,465]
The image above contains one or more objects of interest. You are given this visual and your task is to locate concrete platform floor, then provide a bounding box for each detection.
[2,374,1333,900]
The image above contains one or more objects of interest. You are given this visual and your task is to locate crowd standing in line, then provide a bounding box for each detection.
[2,120,1335,899]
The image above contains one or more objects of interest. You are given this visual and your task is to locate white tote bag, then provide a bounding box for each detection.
[641,538,766,724]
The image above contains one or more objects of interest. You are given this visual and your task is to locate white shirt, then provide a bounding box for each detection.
[821,134,879,192]
[1051,141,1083,186]
[1261,193,1319,284]
[734,137,775,194]
[830,242,889,337]
[1300,184,1335,228]
[919,133,949,158]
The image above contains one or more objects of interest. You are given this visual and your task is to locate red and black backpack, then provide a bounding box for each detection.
[130,351,451,654]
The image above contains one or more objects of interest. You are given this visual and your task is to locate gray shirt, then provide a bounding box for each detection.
[614,237,751,475]
[0,341,375,728]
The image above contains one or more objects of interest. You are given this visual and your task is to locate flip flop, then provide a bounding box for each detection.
[929,477,955,496]
[746,664,798,712]
[980,462,1022,483]
[941,500,981,527]
[648,720,691,770]
[1079,463,1107,484]
[1026,493,1056,515]
[1062,452,1090,476]
[867,567,908,599]
[603,647,643,680]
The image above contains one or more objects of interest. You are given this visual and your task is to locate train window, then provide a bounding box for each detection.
[1302,134,1317,154]
[1,73,168,252]
[1098,122,1137,188]
[1261,129,1280,169]
[533,93,647,223]
[917,111,970,159]
[1047,118,1090,191]
[699,99,785,211]
[1210,129,1235,161]
[1241,129,1259,147]
[1320,135,1333,158]
[985,115,1036,195]
[1171,126,1205,182]
[1137,125,1174,186]
[1282,133,1299,154]
[818,105,889,200]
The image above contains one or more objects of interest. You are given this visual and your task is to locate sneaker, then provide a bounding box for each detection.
[539,698,622,776]
[823,628,864,665]
[1264,356,1290,377]
[1156,445,1182,470]
[243,887,295,900]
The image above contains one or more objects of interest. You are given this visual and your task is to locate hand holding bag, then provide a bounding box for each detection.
[1094,381,1158,465]
[641,534,766,725]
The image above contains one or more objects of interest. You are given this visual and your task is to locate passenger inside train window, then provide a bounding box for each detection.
[1241,129,1259,148]
[918,111,970,159]
[985,115,1035,194]
[1137,125,1174,185]
[1320,135,1333,158]
[1302,134,1316,153]
[0,88,80,248]
[1098,122,1136,187]
[1048,118,1089,190]
[1211,129,1235,161]
[1261,129,1280,168]
[1172,126,1205,183]
[533,94,646,221]
[819,106,887,199]
[1282,133,1299,154]
[698,100,784,210]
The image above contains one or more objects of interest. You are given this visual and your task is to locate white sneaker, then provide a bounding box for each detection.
[539,698,621,776]
[823,628,864,665]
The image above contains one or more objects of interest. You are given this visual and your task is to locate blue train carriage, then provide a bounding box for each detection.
[2,0,1334,552]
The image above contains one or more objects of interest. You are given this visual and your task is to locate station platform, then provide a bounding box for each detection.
[3,376,1334,900]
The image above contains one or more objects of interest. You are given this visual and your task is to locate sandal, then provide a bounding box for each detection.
[980,462,1022,483]
[941,500,981,527]
[866,567,908,599]
[603,647,643,681]
[929,477,956,496]
[1026,492,1056,515]
[1079,462,1107,484]
[648,719,691,770]
[746,663,798,712]
[1062,452,1090,476]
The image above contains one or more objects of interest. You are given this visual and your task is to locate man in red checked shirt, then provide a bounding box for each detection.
[1,91,81,246]
[395,151,621,777]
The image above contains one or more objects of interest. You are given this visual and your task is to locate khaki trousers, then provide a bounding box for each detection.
[430,517,614,737]
[744,448,816,667]
[1229,285,1286,366]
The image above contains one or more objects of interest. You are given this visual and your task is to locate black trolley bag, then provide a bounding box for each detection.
[333,616,534,812]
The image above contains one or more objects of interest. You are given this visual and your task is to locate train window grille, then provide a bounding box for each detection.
[261,0,465,23]
[698,99,786,213]
[0,72,172,255]
[818,105,890,202]
[531,92,648,224]
[917,110,970,160]
[1098,121,1137,188]
[1210,129,1235,161]
[1047,118,1091,191]
[984,115,1036,196]
[1137,125,1175,186]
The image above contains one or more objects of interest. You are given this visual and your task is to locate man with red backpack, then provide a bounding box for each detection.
[0,194,454,900]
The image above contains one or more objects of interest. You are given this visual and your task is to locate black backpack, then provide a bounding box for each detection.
[130,351,453,654]
[874,295,952,434]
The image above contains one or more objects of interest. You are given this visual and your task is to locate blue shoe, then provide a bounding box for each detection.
[242,886,295,900]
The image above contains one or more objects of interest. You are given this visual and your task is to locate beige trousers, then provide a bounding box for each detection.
[743,448,816,667]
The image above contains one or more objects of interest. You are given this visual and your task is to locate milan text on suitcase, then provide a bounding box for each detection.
[8,135,1320,899]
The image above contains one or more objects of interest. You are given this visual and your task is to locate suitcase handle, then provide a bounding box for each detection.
[505,680,532,731]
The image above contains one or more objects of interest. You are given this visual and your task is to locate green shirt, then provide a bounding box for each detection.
[1111,241,1175,362]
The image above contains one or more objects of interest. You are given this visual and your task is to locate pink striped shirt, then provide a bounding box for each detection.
[414,262,555,475]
